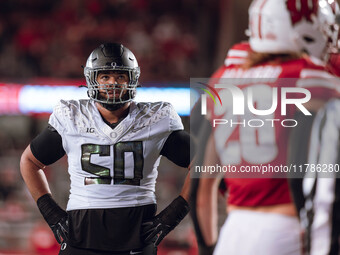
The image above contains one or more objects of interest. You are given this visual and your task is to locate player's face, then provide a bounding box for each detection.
[96,71,129,101]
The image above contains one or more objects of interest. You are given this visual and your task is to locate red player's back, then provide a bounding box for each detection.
[208,43,338,206]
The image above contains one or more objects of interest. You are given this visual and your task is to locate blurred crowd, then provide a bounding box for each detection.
[0,0,199,82]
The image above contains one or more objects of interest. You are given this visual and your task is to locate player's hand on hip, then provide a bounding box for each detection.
[141,196,190,246]
[50,215,69,244]
[36,193,69,244]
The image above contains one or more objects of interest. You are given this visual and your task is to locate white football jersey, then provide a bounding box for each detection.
[302,99,340,255]
[49,99,184,210]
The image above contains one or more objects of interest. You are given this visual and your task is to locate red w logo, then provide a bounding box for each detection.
[285,0,319,25]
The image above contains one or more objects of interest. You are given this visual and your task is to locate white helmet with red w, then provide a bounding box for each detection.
[248,0,339,60]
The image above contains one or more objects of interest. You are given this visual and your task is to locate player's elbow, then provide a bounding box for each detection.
[20,145,43,176]
[20,146,31,176]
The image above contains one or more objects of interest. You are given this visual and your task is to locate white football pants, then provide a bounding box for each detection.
[213,210,302,255]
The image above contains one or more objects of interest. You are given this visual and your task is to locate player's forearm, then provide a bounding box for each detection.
[195,133,221,245]
[20,145,51,201]
[196,178,219,246]
[180,172,191,201]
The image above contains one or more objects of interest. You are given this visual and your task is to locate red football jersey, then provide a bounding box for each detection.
[328,53,340,76]
[208,43,338,206]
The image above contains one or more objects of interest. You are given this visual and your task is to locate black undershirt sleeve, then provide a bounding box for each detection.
[160,130,194,168]
[30,124,66,166]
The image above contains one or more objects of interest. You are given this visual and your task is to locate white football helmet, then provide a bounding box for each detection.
[248,0,339,60]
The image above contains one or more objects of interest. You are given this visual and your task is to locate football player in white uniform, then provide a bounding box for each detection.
[296,99,340,255]
[20,43,192,255]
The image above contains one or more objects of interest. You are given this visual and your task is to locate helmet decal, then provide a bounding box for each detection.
[285,0,318,25]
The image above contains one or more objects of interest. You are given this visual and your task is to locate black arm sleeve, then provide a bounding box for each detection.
[287,110,316,216]
[30,124,66,165]
[160,130,195,168]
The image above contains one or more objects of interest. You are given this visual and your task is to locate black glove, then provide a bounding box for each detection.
[141,196,190,246]
[37,193,69,244]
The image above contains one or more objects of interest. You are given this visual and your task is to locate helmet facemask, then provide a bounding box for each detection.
[85,66,140,105]
[295,3,340,61]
